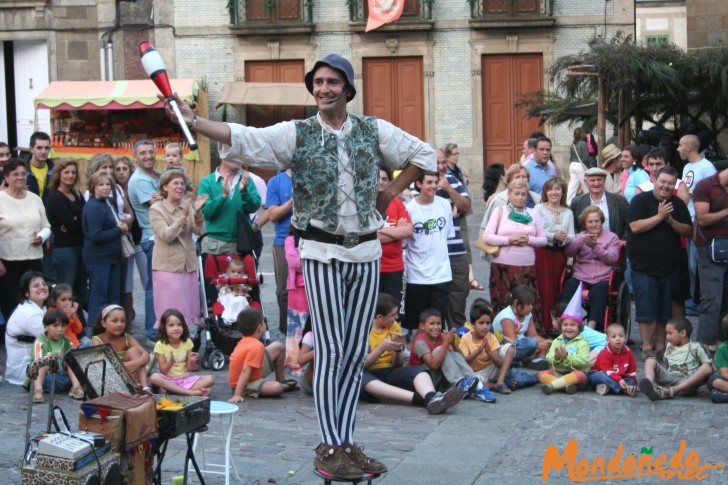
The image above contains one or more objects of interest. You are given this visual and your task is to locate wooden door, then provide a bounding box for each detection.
[482,54,542,169]
[244,60,306,181]
[14,40,50,148]
[363,57,424,141]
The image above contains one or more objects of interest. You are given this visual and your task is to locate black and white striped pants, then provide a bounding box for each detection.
[303,258,380,446]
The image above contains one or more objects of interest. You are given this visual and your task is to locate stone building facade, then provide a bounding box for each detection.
[1,0,637,182]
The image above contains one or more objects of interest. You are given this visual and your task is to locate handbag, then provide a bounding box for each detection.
[710,237,728,263]
[696,223,728,263]
[236,212,263,257]
[475,207,502,256]
[106,199,135,258]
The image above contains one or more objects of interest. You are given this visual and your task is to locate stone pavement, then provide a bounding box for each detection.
[1,194,726,484]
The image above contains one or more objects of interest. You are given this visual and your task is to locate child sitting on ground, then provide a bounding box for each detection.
[228,307,296,403]
[492,285,552,369]
[150,309,215,396]
[48,283,87,349]
[550,302,607,366]
[707,315,728,403]
[298,317,314,395]
[163,142,193,193]
[92,304,150,391]
[361,293,469,415]
[459,304,537,397]
[214,258,251,324]
[456,297,490,338]
[539,285,591,394]
[28,310,85,403]
[409,307,491,402]
[588,323,637,396]
[639,317,713,401]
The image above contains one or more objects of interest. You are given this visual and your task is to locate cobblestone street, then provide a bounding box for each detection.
[1,197,725,484]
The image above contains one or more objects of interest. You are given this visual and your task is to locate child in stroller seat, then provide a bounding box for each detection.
[213,258,253,324]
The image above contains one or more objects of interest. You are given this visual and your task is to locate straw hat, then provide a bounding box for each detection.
[600,144,621,169]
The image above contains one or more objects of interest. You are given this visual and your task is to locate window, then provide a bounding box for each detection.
[646,35,669,46]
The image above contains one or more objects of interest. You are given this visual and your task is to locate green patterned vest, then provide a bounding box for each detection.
[291,114,380,230]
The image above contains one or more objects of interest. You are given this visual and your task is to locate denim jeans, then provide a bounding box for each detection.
[141,240,156,340]
[686,239,699,312]
[53,246,87,305]
[508,369,538,388]
[513,336,538,363]
[86,262,121,333]
[588,371,636,394]
[43,367,72,392]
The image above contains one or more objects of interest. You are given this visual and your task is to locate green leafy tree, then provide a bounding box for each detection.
[517,33,728,144]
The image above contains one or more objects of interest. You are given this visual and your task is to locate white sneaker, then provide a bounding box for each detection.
[595,384,609,396]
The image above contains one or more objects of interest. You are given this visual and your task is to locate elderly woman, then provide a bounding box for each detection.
[0,158,50,323]
[46,159,86,309]
[83,171,129,326]
[562,206,620,330]
[483,179,547,323]
[150,171,207,327]
[4,271,48,385]
[535,177,575,334]
[599,144,623,194]
[481,163,541,230]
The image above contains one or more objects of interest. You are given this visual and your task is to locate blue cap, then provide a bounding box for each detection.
[305,54,356,101]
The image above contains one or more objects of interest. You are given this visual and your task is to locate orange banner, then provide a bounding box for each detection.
[366,0,405,32]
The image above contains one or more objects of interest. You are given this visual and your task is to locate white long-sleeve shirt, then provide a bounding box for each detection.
[219,113,436,263]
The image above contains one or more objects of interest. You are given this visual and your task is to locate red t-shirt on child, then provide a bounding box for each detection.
[408,332,443,366]
[380,198,411,273]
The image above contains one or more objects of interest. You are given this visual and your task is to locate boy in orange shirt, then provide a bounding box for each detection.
[228,308,296,403]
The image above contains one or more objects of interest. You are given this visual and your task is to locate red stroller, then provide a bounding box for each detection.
[194,234,270,370]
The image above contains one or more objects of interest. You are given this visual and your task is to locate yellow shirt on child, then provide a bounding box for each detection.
[368,322,403,370]
[459,332,501,372]
[153,339,194,377]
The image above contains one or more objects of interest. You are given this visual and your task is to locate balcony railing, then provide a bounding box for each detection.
[469,0,553,19]
[228,0,313,25]
[347,0,434,23]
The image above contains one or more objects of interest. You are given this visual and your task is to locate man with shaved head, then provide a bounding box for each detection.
[678,134,717,316]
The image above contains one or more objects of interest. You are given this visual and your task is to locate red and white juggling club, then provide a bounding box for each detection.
[139,41,198,151]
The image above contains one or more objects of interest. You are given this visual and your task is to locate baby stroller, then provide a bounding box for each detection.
[194,234,269,370]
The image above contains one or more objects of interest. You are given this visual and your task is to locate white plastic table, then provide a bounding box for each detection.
[186,400,240,485]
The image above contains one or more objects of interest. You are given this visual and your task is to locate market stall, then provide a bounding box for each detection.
[34,79,210,188]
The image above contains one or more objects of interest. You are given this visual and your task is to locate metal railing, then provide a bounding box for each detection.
[228,0,314,24]
[469,0,553,18]
[348,0,434,22]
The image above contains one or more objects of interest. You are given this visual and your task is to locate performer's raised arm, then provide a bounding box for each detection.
[161,93,233,146]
